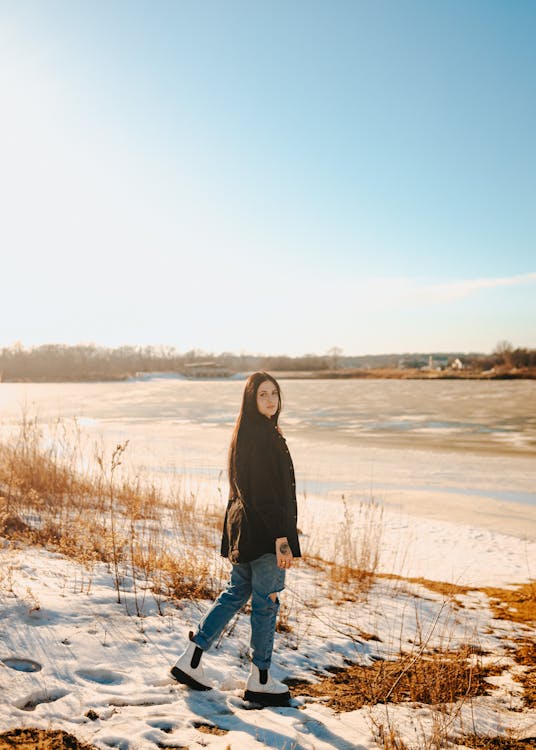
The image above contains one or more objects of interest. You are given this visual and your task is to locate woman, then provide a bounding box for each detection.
[170,371,301,706]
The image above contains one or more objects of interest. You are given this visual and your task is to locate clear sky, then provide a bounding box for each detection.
[1,0,535,356]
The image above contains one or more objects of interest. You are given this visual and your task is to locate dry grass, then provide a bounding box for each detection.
[456,736,536,750]
[0,728,97,750]
[193,722,228,736]
[291,576,536,750]
[379,574,473,600]
[374,724,411,750]
[373,728,536,750]
[291,646,502,712]
[480,583,536,624]
[0,417,225,609]
[275,593,294,633]
[510,639,536,708]
[328,496,383,600]
[377,576,536,626]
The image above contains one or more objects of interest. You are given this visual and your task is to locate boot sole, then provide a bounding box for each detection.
[244,689,291,707]
[170,666,211,691]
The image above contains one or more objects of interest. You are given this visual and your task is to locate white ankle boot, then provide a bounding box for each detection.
[170,632,211,691]
[244,663,291,706]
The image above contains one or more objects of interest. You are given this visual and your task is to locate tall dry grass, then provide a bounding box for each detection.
[0,416,225,611]
[328,495,384,599]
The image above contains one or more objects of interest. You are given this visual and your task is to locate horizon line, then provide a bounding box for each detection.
[2,342,528,359]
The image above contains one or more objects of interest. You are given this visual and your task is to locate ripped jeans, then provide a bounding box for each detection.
[192,553,285,670]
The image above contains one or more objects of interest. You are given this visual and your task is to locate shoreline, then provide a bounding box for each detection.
[274,367,536,380]
[2,366,536,382]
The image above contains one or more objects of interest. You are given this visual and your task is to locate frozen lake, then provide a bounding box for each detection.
[1,377,535,538]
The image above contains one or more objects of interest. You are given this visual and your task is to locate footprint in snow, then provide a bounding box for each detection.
[76,668,126,685]
[2,657,42,673]
[14,688,69,711]
[145,719,176,733]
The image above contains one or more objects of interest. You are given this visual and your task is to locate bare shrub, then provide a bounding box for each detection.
[276,591,294,633]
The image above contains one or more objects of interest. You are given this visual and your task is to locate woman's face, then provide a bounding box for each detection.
[256,379,279,418]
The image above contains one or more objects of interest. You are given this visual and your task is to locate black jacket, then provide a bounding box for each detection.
[221,419,301,564]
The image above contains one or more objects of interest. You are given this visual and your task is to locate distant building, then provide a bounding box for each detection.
[451,358,464,370]
[420,354,446,371]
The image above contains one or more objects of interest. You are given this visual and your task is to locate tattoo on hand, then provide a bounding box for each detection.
[279,542,290,555]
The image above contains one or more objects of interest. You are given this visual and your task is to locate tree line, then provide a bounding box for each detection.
[480,342,536,370]
[0,343,332,381]
[0,342,534,381]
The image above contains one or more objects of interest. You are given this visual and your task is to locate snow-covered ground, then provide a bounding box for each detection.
[1,494,535,750]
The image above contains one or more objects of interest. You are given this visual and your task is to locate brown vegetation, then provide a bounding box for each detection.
[511,639,536,708]
[0,729,97,750]
[291,646,501,712]
[0,417,224,609]
[328,497,383,600]
[307,367,536,380]
[378,574,472,600]
[380,576,536,625]
[193,722,228,736]
[290,576,536,750]
[376,731,536,750]
[457,737,536,750]
[480,583,536,625]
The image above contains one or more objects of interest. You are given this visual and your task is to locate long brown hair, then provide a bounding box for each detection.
[227,371,282,498]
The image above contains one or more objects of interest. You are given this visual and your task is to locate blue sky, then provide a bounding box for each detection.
[1,0,535,355]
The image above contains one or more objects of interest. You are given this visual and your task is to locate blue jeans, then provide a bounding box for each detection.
[192,553,285,670]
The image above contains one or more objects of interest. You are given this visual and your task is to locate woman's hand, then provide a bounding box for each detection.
[276,537,293,569]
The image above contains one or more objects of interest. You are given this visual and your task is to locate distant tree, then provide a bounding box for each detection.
[493,340,514,368]
[327,346,343,370]
[510,347,536,368]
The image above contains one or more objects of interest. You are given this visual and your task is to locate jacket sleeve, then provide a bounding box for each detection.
[237,430,289,540]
